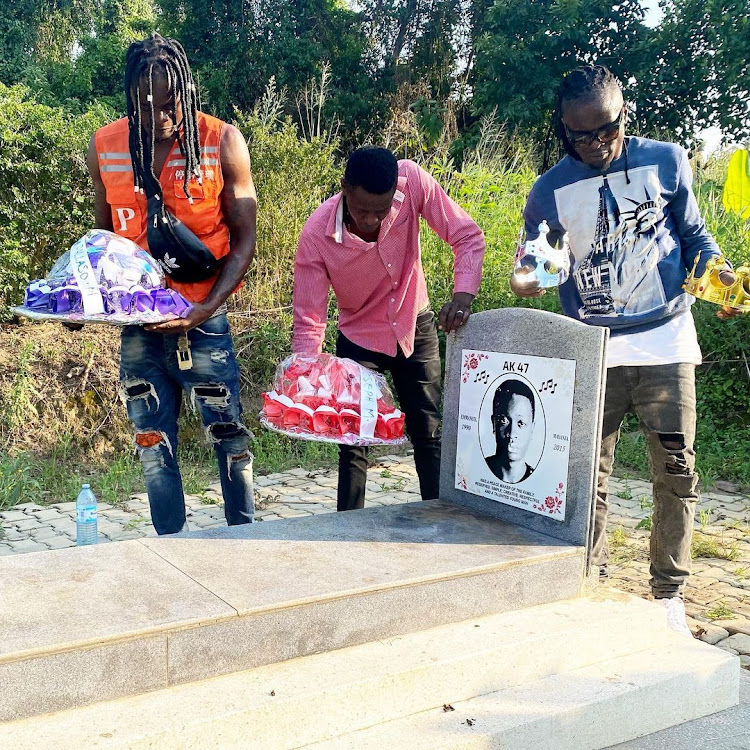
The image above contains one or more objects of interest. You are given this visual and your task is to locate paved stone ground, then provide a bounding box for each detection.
[1,454,748,667]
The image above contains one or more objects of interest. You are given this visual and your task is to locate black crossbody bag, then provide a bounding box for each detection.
[145,179,222,283]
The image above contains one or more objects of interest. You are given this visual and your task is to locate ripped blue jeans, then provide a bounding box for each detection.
[119,314,254,535]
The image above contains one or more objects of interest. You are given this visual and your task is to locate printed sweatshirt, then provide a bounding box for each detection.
[523,137,721,335]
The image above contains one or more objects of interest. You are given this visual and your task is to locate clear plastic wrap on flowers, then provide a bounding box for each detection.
[12,230,192,325]
[260,353,408,446]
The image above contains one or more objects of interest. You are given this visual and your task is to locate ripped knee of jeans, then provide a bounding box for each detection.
[133,430,174,473]
[120,378,161,411]
[134,429,174,457]
[658,432,694,476]
[190,383,231,411]
[206,421,251,445]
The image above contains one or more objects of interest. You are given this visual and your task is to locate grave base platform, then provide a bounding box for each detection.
[0,592,738,749]
[0,500,584,722]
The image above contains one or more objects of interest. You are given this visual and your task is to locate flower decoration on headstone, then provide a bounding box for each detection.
[461,351,489,383]
[533,482,566,517]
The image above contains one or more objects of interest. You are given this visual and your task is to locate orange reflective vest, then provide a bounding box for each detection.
[95,112,229,302]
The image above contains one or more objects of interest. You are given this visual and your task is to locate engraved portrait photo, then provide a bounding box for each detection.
[482,377,544,484]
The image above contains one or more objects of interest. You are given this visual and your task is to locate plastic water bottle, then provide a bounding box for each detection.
[76,483,98,546]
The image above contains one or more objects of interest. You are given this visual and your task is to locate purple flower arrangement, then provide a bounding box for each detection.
[14,230,192,325]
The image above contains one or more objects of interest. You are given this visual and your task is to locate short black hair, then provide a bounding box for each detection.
[493,379,535,421]
[344,147,398,195]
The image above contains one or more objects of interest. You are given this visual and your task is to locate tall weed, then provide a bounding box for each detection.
[232,81,341,314]
[0,454,42,511]
[0,339,38,442]
[421,123,537,314]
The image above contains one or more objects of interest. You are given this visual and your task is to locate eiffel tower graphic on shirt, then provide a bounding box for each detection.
[573,176,620,316]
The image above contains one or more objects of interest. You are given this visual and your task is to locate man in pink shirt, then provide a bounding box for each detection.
[293,146,485,510]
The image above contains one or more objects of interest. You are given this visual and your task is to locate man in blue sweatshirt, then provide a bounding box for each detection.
[512,64,736,635]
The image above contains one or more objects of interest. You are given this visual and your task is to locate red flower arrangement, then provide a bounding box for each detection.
[260,354,407,446]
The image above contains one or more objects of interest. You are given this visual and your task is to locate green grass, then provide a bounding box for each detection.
[0,340,38,438]
[176,423,217,496]
[251,430,339,474]
[0,453,42,511]
[94,455,141,506]
[0,448,142,509]
[611,420,649,478]
[608,525,641,566]
[705,601,735,621]
[691,533,741,561]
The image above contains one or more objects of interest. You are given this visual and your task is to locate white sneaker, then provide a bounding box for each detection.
[660,597,692,636]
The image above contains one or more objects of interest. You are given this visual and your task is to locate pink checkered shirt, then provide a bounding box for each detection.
[293,160,485,357]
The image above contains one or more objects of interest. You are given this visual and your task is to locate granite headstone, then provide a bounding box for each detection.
[440,307,607,554]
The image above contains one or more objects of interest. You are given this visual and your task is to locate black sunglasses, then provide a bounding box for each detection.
[563,108,625,148]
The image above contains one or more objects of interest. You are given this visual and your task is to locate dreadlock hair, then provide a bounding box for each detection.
[124,33,201,200]
[542,64,629,183]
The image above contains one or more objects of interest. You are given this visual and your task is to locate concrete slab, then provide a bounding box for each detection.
[0,502,584,718]
[609,671,750,749]
[0,541,237,721]
[0,540,236,661]
[0,593,674,750]
[145,500,585,683]
[0,635,167,723]
[308,637,738,750]
[143,500,581,614]
[165,548,584,684]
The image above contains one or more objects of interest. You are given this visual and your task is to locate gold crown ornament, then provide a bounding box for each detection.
[683,255,750,312]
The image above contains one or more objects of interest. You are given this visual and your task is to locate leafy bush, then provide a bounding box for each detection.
[690,158,750,484]
[0,83,114,317]
[233,86,341,313]
[421,127,538,315]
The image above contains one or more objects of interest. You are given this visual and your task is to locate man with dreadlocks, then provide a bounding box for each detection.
[86,34,257,535]
[512,64,737,635]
